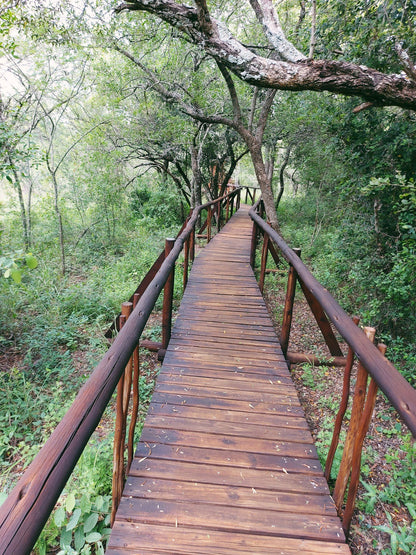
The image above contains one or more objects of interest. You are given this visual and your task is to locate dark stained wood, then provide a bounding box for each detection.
[298,276,344,357]
[280,248,300,356]
[250,206,416,436]
[107,207,349,554]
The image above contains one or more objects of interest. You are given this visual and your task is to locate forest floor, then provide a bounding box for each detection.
[263,277,414,555]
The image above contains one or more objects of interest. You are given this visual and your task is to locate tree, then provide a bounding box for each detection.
[115,0,416,110]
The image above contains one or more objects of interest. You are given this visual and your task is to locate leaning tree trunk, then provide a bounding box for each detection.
[248,138,279,230]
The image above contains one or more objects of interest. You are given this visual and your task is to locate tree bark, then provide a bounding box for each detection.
[116,0,416,111]
[276,144,292,209]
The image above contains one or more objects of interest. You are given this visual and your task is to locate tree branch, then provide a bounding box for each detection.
[249,0,306,62]
[216,62,242,123]
[115,0,416,110]
[308,0,316,59]
[114,45,238,129]
[395,42,416,82]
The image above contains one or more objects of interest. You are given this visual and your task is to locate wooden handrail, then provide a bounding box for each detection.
[0,187,242,555]
[248,204,416,437]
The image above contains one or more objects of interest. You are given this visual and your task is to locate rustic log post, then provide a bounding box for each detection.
[225,196,230,222]
[183,211,192,290]
[190,218,195,262]
[127,293,141,474]
[267,241,280,268]
[280,248,301,357]
[245,188,249,203]
[111,304,132,526]
[217,200,221,232]
[298,279,344,357]
[236,188,241,210]
[250,221,258,269]
[161,238,175,352]
[230,194,235,217]
[259,229,270,293]
[325,316,360,481]
[333,326,376,511]
[207,206,212,243]
[342,342,386,535]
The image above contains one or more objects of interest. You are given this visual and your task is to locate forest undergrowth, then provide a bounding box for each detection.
[1,193,415,554]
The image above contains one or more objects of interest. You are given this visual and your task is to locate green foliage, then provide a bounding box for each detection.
[35,493,111,555]
[375,504,416,555]
[317,0,416,71]
[129,180,185,228]
[0,250,38,283]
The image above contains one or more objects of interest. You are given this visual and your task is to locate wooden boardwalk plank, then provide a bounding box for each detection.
[107,207,350,554]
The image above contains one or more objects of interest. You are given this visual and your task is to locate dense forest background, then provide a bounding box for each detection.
[1,1,415,553]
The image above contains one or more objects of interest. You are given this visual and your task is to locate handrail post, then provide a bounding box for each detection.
[225,196,230,222]
[190,217,195,262]
[127,293,141,474]
[207,206,212,243]
[183,211,192,289]
[217,200,221,232]
[280,248,301,357]
[325,316,360,481]
[342,342,386,535]
[245,187,249,203]
[259,228,270,293]
[237,188,241,210]
[161,238,175,352]
[250,220,258,269]
[333,327,376,511]
[111,301,133,525]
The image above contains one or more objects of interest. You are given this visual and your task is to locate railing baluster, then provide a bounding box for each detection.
[342,343,385,534]
[207,206,212,243]
[250,220,258,269]
[259,228,269,293]
[183,211,192,289]
[280,248,301,357]
[161,238,175,355]
[325,316,360,481]
[127,293,141,474]
[333,326,376,510]
[111,301,133,525]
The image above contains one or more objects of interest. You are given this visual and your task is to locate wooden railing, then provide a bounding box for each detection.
[249,200,416,535]
[0,187,243,555]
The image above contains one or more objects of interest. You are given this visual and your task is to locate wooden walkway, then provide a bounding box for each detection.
[107,207,350,554]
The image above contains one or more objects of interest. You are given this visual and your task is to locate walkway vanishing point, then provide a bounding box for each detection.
[107,207,350,554]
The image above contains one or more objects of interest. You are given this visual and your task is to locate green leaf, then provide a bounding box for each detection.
[60,528,72,549]
[83,512,98,533]
[74,526,85,551]
[66,507,81,531]
[25,254,38,269]
[80,494,91,514]
[54,506,66,528]
[85,531,102,543]
[10,268,22,284]
[0,492,7,507]
[65,493,76,514]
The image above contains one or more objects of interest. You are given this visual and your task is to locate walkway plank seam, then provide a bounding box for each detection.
[107,207,350,554]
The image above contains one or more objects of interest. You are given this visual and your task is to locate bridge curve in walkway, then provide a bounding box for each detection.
[107,207,350,554]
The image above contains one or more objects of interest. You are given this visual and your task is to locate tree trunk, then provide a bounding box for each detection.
[276,145,292,209]
[51,172,66,275]
[8,152,29,250]
[247,138,278,230]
